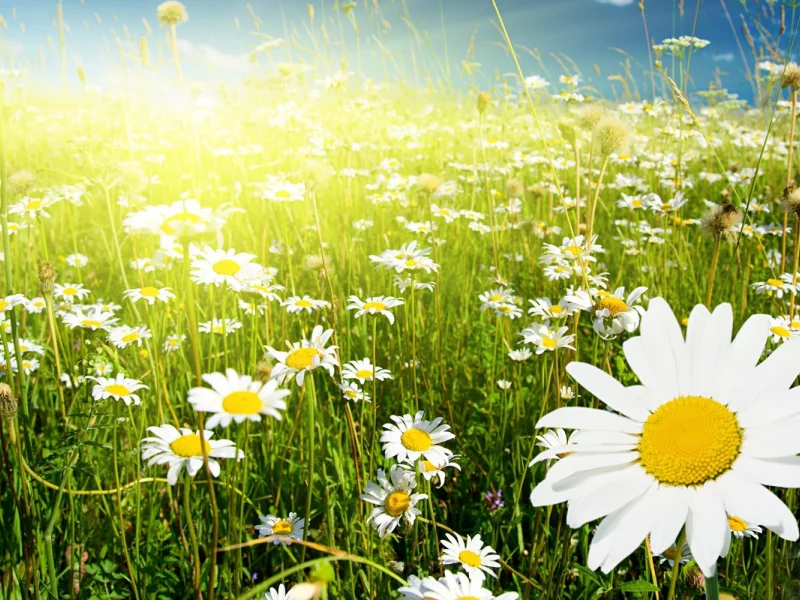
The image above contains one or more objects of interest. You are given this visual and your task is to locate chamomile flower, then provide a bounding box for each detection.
[727,515,762,539]
[479,287,514,311]
[440,533,501,582]
[561,385,575,400]
[191,247,262,291]
[0,294,26,314]
[62,309,118,331]
[531,428,578,465]
[564,286,647,338]
[508,347,532,362]
[262,179,305,202]
[531,298,800,576]
[266,325,338,386]
[528,297,574,321]
[9,196,52,219]
[497,379,512,390]
[342,358,392,383]
[89,374,148,406]
[263,584,293,600]
[656,542,693,568]
[188,368,289,428]
[54,283,91,302]
[751,277,796,299]
[360,466,427,537]
[380,410,455,465]
[281,295,330,315]
[255,512,305,545]
[141,424,242,486]
[123,286,176,305]
[407,453,461,488]
[494,303,523,319]
[339,381,370,403]
[66,253,89,268]
[519,324,575,354]
[199,318,242,336]
[347,295,404,324]
[24,297,47,313]
[768,316,795,344]
[163,333,186,352]
[418,571,518,600]
[108,325,152,349]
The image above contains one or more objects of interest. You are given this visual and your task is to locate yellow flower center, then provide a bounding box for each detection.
[550,305,564,315]
[596,296,628,316]
[0,301,8,311]
[63,287,78,296]
[632,200,643,208]
[272,520,293,535]
[405,259,419,268]
[140,287,160,297]
[384,491,411,517]
[728,516,748,532]
[363,301,386,311]
[222,391,262,415]
[661,203,672,211]
[771,325,791,339]
[275,189,292,199]
[489,294,503,302]
[542,337,557,349]
[422,460,438,472]
[499,305,514,313]
[344,389,358,399]
[122,333,141,343]
[563,245,584,257]
[639,396,742,486]
[401,428,433,452]
[459,550,483,568]
[81,319,102,328]
[286,347,321,370]
[170,434,211,458]
[295,299,313,307]
[161,211,203,235]
[27,200,42,210]
[105,384,130,396]
[767,278,784,288]
[355,369,374,380]
[458,597,479,600]
[213,259,241,276]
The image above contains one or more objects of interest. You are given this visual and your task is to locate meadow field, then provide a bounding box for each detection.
[3,1,800,599]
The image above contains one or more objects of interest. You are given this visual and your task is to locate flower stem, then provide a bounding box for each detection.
[766,529,774,600]
[666,529,686,600]
[182,474,202,599]
[706,237,721,309]
[301,374,317,564]
[705,570,720,600]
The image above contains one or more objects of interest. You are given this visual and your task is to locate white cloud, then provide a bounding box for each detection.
[713,52,735,62]
[175,39,251,72]
[595,0,635,5]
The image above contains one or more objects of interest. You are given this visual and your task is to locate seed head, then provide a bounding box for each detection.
[417,173,441,193]
[686,566,705,591]
[782,63,800,90]
[576,104,607,132]
[596,118,629,157]
[256,361,272,382]
[783,186,800,217]
[8,169,37,194]
[506,178,524,199]
[477,92,492,114]
[0,383,17,419]
[157,1,188,26]
[701,203,742,241]
[38,260,57,295]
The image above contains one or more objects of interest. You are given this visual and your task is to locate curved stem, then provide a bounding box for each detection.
[666,530,686,600]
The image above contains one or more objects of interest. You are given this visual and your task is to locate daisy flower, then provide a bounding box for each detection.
[198,318,242,336]
[531,298,800,576]
[9,196,52,219]
[66,253,89,267]
[768,316,794,344]
[497,379,512,390]
[440,533,501,582]
[281,295,330,315]
[163,333,186,352]
[360,466,427,537]
[141,424,242,486]
[262,180,305,202]
[418,571,518,600]
[89,374,148,406]
[339,381,370,403]
[342,358,392,384]
[519,324,575,354]
[0,294,27,314]
[54,283,91,302]
[265,325,338,386]
[656,542,693,567]
[508,347,532,362]
[564,286,647,338]
[188,368,289,428]
[347,295,404,325]
[62,309,118,331]
[24,297,47,313]
[380,410,455,465]
[727,515,762,539]
[263,584,293,600]
[123,286,176,305]
[528,297,574,321]
[191,247,262,291]
[751,277,796,299]
[479,287,514,312]
[397,575,427,600]
[495,304,523,319]
[108,325,152,349]
[255,512,305,545]
[406,453,461,488]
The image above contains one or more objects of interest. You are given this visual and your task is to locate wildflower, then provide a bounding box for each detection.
[255,512,305,545]
[62,309,118,331]
[265,325,338,386]
[339,381,370,403]
[89,375,148,406]
[54,283,91,302]
[347,295,404,324]
[701,203,742,242]
[752,277,796,299]
[342,358,392,384]
[141,425,241,486]
[198,318,242,336]
[282,295,330,315]
[406,454,461,488]
[157,1,188,25]
[508,347,532,362]
[564,286,647,338]
[657,542,693,568]
[163,333,186,352]
[108,325,152,349]
[519,324,575,354]
[380,410,455,465]
[360,466,427,537]
[497,379,512,390]
[728,515,762,539]
[124,286,175,305]
[263,584,293,600]
[66,253,89,268]
[417,571,518,600]
[440,533,501,582]
[483,489,504,512]
[191,247,262,291]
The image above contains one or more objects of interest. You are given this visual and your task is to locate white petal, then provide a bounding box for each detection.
[689,303,732,399]
[728,337,800,412]
[713,314,770,404]
[686,481,728,577]
[648,485,691,555]
[565,362,651,422]
[641,297,690,395]
[566,464,653,528]
[545,451,639,485]
[716,470,799,540]
[732,454,800,488]
[536,407,642,433]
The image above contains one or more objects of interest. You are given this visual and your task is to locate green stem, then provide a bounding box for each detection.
[705,570,720,600]
[666,529,686,600]
[183,474,202,599]
[301,374,317,564]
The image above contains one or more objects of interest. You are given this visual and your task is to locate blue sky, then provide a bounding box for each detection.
[0,0,786,102]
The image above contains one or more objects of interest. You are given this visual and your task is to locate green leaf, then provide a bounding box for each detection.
[615,580,660,592]
[571,563,605,588]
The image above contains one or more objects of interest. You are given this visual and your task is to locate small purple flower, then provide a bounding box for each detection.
[251,572,259,583]
[483,488,504,512]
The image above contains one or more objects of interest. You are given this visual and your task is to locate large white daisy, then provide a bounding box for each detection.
[255,512,305,545]
[380,410,455,465]
[440,533,501,582]
[265,325,338,387]
[89,374,148,405]
[188,368,289,428]
[530,298,800,576]
[418,571,518,600]
[360,466,427,538]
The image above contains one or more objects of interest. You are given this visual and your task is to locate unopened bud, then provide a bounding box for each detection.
[0,383,17,419]
[38,260,57,295]
[477,92,492,114]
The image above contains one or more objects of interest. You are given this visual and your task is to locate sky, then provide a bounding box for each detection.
[0,0,788,103]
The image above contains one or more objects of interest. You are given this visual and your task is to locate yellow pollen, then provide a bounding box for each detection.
[213,259,241,276]
[661,203,672,211]
[122,333,141,343]
[212,326,224,334]
[499,305,513,313]
[422,460,438,472]
[596,296,628,316]
[160,211,203,235]
[81,319,102,328]
[563,245,584,257]
[550,305,564,315]
[459,550,483,568]
[63,287,78,296]
[286,347,321,370]
[170,434,211,458]
[771,325,791,339]
[0,301,8,311]
[792,320,800,330]
[222,391,262,415]
[728,516,748,532]
[140,286,160,297]
[345,390,358,398]
[401,428,433,452]
[542,337,557,349]
[355,369,374,380]
[766,278,784,288]
[363,301,386,311]
[275,189,292,199]
[27,200,42,210]
[489,294,504,302]
[630,200,642,208]
[638,396,742,486]
[105,384,130,396]
[384,491,411,517]
[405,259,419,268]
[618,153,632,160]
[294,300,313,307]
[272,520,293,535]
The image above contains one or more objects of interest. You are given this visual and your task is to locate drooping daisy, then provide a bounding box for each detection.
[380,410,455,465]
[508,347,532,362]
[727,515,762,539]
[191,247,262,291]
[54,283,91,302]
[530,298,800,576]
[347,295,404,325]
[656,542,693,568]
[339,381,370,403]
[440,533,501,582]
[108,325,152,349]
[527,297,575,321]
[265,325,338,386]
[263,584,293,600]
[519,324,575,354]
[564,286,647,338]
[281,295,330,315]
[123,286,176,305]
[62,309,118,331]
[407,453,461,488]
[255,512,305,545]
[342,358,392,384]
[418,571,518,600]
[497,379,512,390]
[360,466,427,537]
[188,368,289,428]
[89,374,148,406]
[198,318,242,336]
[141,424,242,486]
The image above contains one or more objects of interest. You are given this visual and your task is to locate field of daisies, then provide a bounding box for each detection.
[4,1,800,599]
